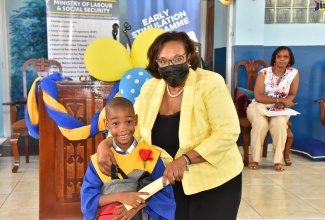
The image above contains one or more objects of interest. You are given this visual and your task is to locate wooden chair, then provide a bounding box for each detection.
[315,98,325,126]
[2,58,62,173]
[234,59,293,167]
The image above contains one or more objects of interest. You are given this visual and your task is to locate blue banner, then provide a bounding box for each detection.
[126,0,201,43]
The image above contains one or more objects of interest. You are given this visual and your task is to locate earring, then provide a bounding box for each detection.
[287,64,291,70]
[272,63,276,71]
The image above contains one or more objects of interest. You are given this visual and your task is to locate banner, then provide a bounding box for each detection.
[46,0,119,80]
[126,0,200,44]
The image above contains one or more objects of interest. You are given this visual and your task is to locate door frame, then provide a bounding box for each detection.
[0,0,12,137]
[204,0,215,71]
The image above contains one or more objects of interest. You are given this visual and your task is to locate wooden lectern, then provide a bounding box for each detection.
[38,82,115,219]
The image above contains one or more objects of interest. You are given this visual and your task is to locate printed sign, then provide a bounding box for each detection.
[126,0,200,44]
[46,0,119,80]
[315,0,325,11]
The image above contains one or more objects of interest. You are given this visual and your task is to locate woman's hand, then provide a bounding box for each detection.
[162,156,187,185]
[276,98,294,108]
[274,101,286,110]
[97,137,116,176]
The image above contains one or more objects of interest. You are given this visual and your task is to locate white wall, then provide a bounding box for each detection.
[264,24,325,46]
[233,0,265,46]
[214,1,229,48]
[232,0,325,46]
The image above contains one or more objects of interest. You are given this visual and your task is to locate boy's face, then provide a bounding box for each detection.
[104,106,138,149]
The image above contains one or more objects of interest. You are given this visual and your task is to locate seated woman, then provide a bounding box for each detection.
[247,46,300,171]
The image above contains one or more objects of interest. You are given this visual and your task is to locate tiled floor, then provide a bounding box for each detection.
[0,155,39,220]
[1,146,325,220]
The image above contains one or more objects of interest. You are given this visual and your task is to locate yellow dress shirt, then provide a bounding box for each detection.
[133,67,243,195]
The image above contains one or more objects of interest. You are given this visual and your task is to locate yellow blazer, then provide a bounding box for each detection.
[134,68,243,195]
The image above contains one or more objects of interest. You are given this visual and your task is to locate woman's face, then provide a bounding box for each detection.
[156,40,191,87]
[275,49,290,68]
[157,41,187,66]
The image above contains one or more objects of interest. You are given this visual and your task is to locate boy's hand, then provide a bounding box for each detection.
[113,203,147,220]
[118,192,149,208]
[112,204,127,220]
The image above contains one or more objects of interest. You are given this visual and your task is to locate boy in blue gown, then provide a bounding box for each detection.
[81,97,175,220]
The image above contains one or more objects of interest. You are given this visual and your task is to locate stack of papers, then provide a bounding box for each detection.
[257,106,301,117]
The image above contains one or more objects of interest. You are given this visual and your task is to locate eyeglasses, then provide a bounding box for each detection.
[276,55,290,59]
[156,53,187,67]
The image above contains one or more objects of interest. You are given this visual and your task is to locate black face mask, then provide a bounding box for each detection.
[158,62,189,87]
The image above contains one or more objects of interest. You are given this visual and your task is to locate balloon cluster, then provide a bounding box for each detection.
[84,28,165,103]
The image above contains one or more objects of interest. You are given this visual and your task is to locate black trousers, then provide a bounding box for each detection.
[173,172,242,220]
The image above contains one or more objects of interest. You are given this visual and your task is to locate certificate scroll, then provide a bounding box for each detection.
[124,177,170,211]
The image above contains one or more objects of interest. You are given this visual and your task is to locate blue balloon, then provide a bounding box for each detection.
[119,68,153,103]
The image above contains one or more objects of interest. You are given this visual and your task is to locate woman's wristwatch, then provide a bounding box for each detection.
[182,154,191,171]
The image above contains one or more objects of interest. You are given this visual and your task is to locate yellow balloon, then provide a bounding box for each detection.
[131,28,165,68]
[84,38,133,82]
[219,0,233,5]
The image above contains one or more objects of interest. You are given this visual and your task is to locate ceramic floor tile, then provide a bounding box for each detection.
[304,199,325,215]
[237,199,262,219]
[13,180,39,193]
[242,170,278,186]
[0,181,17,194]
[0,172,23,182]
[1,192,38,209]
[242,184,296,202]
[245,198,325,219]
[0,208,38,220]
[262,173,325,187]
[25,163,39,172]
[286,185,325,199]
[0,158,16,170]
[20,171,39,182]
[26,159,39,172]
[0,194,9,207]
[292,162,325,175]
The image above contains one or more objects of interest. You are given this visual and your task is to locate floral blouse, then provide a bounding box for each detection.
[261,66,298,98]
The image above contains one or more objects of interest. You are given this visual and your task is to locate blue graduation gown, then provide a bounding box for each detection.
[81,155,175,220]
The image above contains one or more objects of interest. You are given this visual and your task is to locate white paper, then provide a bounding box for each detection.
[124,177,170,211]
[257,106,300,117]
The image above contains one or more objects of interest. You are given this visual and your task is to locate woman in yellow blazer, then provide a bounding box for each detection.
[97,31,243,220]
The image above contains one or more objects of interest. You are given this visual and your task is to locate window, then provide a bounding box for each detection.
[265,0,325,24]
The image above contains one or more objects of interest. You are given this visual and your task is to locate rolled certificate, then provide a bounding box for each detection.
[124,177,170,211]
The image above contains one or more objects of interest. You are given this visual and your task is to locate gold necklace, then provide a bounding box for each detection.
[166,84,184,98]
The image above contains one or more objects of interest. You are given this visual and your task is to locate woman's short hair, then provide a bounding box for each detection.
[270,46,295,66]
[146,31,200,78]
